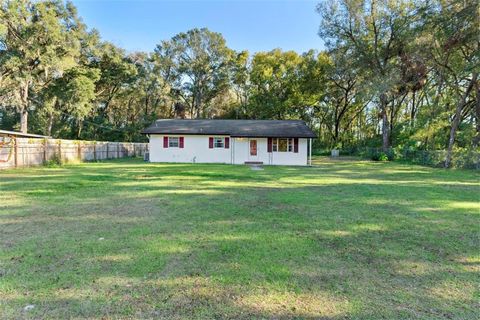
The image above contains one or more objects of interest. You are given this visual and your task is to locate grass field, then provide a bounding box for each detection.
[1,157,479,319]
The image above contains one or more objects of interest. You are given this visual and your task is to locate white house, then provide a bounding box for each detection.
[142,119,316,166]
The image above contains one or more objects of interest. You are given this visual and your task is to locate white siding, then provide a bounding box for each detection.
[232,138,308,165]
[148,135,309,166]
[149,135,231,164]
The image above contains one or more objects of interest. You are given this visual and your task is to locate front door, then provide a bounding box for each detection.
[249,139,258,161]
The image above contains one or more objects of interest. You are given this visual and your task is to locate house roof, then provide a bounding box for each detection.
[141,119,317,138]
[0,129,50,138]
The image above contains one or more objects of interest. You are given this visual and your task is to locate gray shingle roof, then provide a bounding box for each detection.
[142,119,316,138]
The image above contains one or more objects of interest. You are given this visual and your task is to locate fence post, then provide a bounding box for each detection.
[106,143,109,159]
[77,142,82,161]
[14,136,18,168]
[93,143,97,161]
[43,139,47,163]
[58,140,62,162]
[117,143,120,158]
[133,143,136,157]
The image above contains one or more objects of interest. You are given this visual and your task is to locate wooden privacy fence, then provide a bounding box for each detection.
[0,136,148,169]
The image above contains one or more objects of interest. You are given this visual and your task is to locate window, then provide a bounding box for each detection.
[168,137,179,148]
[272,138,293,152]
[213,137,224,148]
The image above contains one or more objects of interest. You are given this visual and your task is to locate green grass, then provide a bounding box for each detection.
[1,157,479,319]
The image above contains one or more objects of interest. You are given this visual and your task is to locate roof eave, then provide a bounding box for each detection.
[142,131,316,139]
[0,129,50,138]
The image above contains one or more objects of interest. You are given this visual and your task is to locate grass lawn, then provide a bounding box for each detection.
[1,157,479,319]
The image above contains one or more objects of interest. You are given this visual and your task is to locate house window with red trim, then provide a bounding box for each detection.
[168,137,179,148]
[213,137,224,148]
[272,138,293,152]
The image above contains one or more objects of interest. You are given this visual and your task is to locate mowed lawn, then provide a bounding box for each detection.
[0,158,479,319]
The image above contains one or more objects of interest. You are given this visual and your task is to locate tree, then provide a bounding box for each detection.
[248,49,304,119]
[0,0,88,133]
[91,42,138,118]
[318,0,419,151]
[316,48,369,147]
[42,67,100,137]
[230,50,250,118]
[153,28,235,118]
[0,0,477,160]
[420,0,479,167]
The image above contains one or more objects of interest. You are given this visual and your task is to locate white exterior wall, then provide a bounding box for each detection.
[148,134,309,166]
[149,135,232,164]
[231,138,308,165]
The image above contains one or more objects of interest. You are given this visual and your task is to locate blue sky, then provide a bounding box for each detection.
[71,0,324,54]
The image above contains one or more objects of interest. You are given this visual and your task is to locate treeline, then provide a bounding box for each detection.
[0,0,478,167]
[317,0,478,168]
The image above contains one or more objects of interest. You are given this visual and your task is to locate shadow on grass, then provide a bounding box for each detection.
[0,159,479,319]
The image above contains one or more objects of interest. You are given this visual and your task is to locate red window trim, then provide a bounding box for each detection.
[163,136,168,148]
[164,136,184,148]
[210,137,229,149]
[179,136,184,148]
[225,137,230,149]
[209,137,214,149]
[270,138,298,153]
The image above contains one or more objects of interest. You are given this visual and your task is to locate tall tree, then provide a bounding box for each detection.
[41,67,100,137]
[153,28,235,118]
[317,48,369,147]
[91,43,138,119]
[0,0,88,133]
[420,0,479,167]
[249,49,304,119]
[230,50,251,118]
[318,0,419,151]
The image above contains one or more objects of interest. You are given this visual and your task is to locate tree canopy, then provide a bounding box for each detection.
[0,0,477,166]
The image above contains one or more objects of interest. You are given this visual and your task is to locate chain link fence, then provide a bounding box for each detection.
[350,147,479,169]
[316,146,479,169]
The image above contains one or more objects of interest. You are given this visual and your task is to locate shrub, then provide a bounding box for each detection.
[312,149,331,156]
[350,146,478,169]
[378,152,389,161]
[44,153,62,167]
[371,151,389,161]
[387,148,399,161]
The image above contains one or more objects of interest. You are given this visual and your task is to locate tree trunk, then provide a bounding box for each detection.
[19,82,29,133]
[47,112,54,137]
[410,91,416,127]
[380,94,389,152]
[20,109,28,133]
[445,72,477,168]
[77,120,83,139]
[473,79,480,148]
[196,91,202,119]
[334,122,340,147]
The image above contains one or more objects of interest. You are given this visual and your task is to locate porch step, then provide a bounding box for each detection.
[244,161,263,165]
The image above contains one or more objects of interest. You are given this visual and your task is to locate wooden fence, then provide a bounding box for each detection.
[0,136,148,169]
